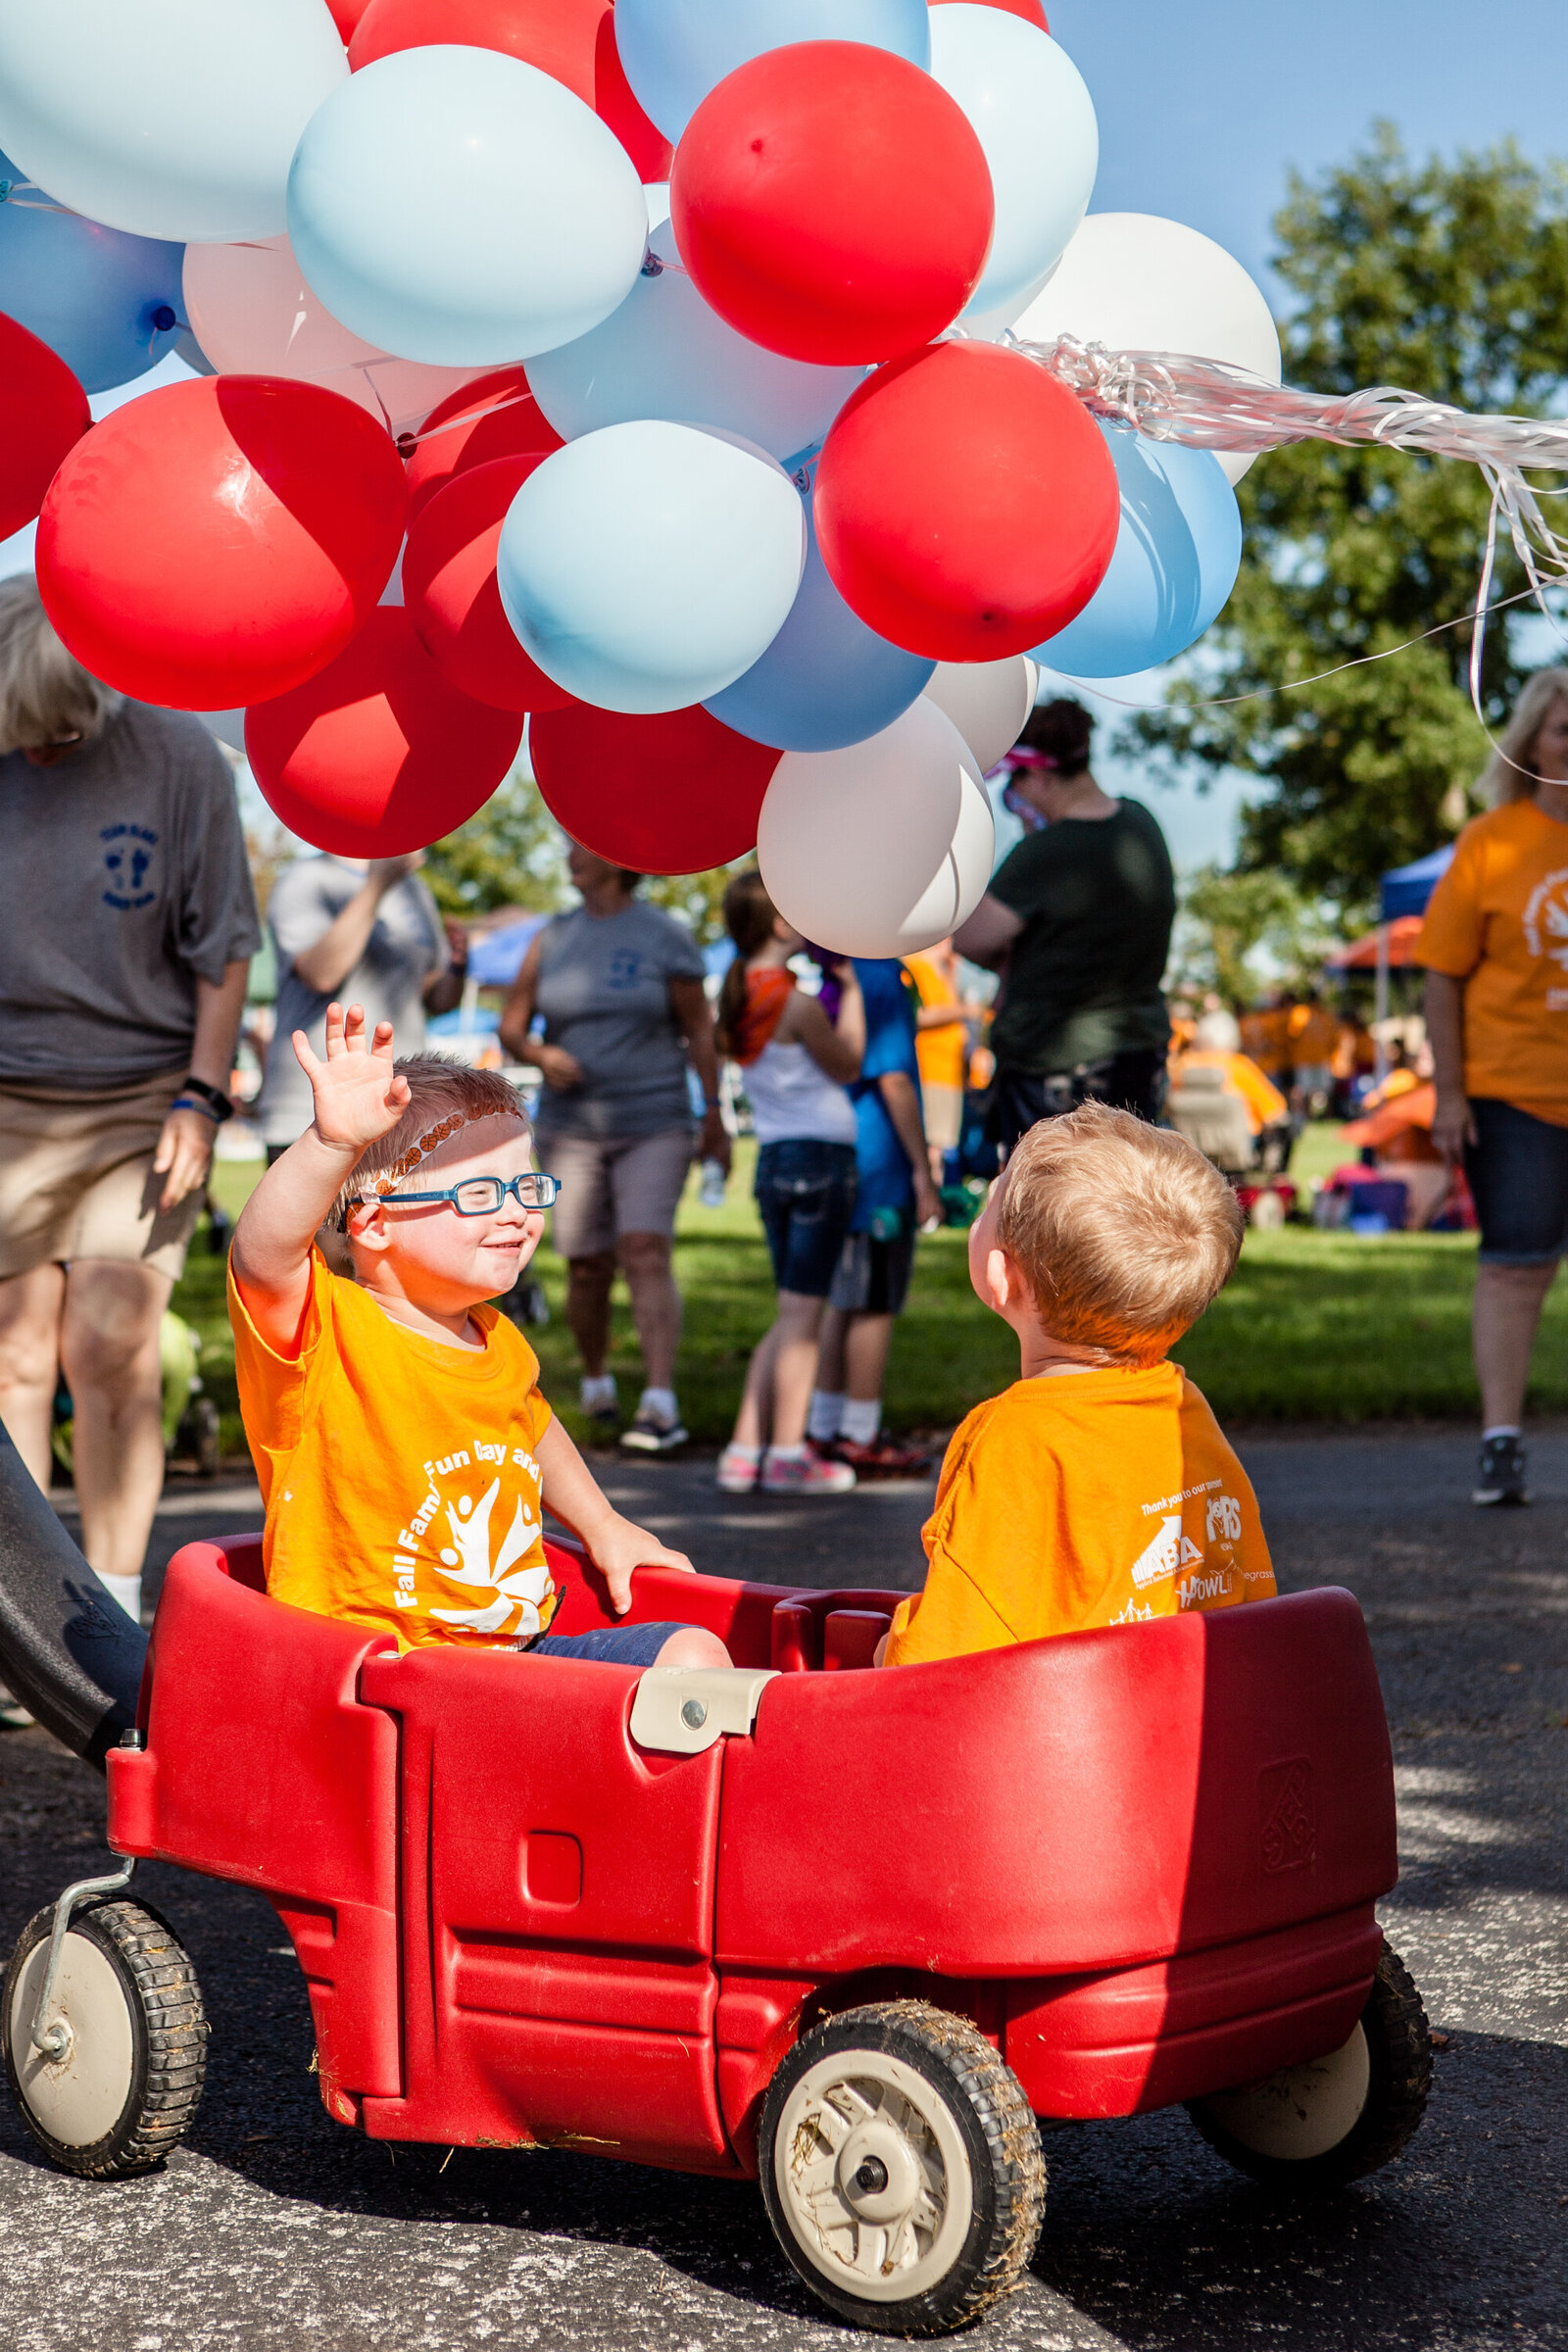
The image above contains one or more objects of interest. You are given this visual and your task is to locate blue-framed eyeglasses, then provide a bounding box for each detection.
[362,1174,563,1215]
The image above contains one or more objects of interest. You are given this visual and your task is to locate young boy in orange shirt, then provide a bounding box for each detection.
[882,1102,1274,1665]
[228,1002,728,1668]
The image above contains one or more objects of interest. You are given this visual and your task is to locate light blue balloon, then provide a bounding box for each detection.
[0,151,183,392]
[616,0,931,143]
[288,48,649,368]
[1032,423,1242,679]
[707,466,932,749]
[0,0,346,243]
[928,7,1099,323]
[498,421,807,714]
[527,221,862,462]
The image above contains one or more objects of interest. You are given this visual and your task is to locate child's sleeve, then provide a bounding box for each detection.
[884,1409,1025,1665]
[226,1250,331,1497]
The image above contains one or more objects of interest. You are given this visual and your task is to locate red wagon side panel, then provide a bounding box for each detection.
[105,1540,402,2106]
[358,1643,737,2169]
[717,1590,1395,1987]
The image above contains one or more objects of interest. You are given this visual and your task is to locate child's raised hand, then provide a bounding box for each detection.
[293,1003,412,1154]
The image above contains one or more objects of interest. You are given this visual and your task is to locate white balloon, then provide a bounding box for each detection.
[288,47,649,367]
[0,0,346,243]
[928,8,1098,322]
[498,421,807,714]
[182,236,484,434]
[527,220,862,460]
[758,700,995,958]
[1010,212,1282,484]
[924,656,1039,774]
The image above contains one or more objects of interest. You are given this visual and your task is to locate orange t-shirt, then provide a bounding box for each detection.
[884,1365,1275,1666]
[1240,1007,1289,1076]
[905,953,967,1092]
[1173,1049,1288,1136]
[1288,1004,1340,1064]
[1417,799,1568,1125]
[229,1253,558,1652]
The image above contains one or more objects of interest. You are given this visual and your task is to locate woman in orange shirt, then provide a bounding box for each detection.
[1419,667,1568,1506]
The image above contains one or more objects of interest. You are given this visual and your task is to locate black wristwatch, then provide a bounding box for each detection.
[178,1075,234,1124]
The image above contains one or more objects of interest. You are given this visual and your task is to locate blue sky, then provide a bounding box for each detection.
[7,6,1564,869]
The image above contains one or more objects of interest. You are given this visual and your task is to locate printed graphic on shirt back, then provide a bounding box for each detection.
[101,822,158,910]
[1128,1477,1245,1614]
[390,1441,554,1638]
[1521,867,1568,971]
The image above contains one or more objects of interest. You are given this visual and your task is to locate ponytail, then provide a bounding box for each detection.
[714,867,779,1056]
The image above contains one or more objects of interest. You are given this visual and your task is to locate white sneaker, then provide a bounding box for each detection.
[716,1446,761,1493]
[760,1449,857,1495]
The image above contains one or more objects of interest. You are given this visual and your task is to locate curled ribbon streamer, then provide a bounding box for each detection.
[1006,332,1568,764]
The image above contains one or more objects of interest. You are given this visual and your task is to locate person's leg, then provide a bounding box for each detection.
[565,1252,616,1380]
[1473,1260,1558,1430]
[615,1233,681,1390]
[808,1302,849,1446]
[843,1311,896,1408]
[60,1258,173,1616]
[0,1262,67,1494]
[652,1626,732,1668]
[766,1290,829,1450]
[729,1317,783,1452]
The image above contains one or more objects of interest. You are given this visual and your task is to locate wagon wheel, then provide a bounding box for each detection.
[1186,1940,1432,2192]
[759,1999,1045,2336]
[2,1897,207,2179]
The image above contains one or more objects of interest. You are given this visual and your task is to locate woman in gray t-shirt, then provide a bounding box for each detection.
[500,845,727,1454]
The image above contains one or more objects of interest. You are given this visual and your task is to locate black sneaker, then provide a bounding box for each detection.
[620,1408,689,1453]
[1473,1434,1528,1506]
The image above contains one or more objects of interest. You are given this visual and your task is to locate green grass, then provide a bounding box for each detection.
[178,1128,1546,1451]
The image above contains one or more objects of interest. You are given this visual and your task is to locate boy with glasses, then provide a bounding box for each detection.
[227,1003,727,1669]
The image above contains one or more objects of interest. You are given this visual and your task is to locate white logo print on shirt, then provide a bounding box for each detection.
[1522,868,1568,970]
[428,1477,552,1637]
[1130,1513,1203,1590]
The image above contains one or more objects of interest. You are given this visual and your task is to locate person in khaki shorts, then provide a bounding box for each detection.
[0,579,259,1653]
[500,843,727,1452]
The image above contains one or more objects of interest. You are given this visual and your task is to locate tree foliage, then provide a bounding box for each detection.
[1128,128,1568,914]
[1169,865,1337,1006]
[424,762,743,943]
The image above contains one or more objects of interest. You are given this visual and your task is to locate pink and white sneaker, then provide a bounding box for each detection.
[760,1447,857,1495]
[715,1446,762,1494]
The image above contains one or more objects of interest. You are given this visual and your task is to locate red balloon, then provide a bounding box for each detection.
[247,608,522,858]
[403,458,573,715]
[0,313,90,542]
[814,342,1119,662]
[671,42,993,366]
[931,0,1048,25]
[351,0,671,178]
[324,0,371,35]
[530,703,781,874]
[38,377,407,710]
[403,368,564,518]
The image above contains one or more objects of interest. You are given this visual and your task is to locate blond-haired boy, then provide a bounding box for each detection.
[229,1004,728,1669]
[882,1102,1274,1666]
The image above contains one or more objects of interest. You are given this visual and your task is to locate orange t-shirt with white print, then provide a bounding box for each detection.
[229,1252,559,1652]
[1417,799,1568,1126]
[884,1364,1274,1666]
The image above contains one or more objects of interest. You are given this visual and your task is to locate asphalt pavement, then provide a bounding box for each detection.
[1,1425,1565,2352]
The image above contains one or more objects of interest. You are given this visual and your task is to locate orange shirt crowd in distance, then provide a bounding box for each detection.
[1417,798,1568,1126]
[905,949,971,1093]
[885,1365,1276,1665]
[1170,1048,1289,1137]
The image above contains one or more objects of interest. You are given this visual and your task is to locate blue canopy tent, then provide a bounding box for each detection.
[1380,847,1453,922]
[1372,846,1454,1078]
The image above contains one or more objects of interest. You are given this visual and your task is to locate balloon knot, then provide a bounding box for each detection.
[150,305,177,334]
[0,181,12,204]
[640,253,663,278]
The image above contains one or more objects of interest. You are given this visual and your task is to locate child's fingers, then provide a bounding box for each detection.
[341,1003,368,1052]
[322,1002,346,1057]
[291,1028,324,1080]
[387,1075,412,1109]
[370,1020,397,1062]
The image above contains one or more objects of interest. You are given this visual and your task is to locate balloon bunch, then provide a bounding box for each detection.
[0,0,1279,952]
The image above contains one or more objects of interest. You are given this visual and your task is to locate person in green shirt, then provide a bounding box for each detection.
[955,699,1175,1157]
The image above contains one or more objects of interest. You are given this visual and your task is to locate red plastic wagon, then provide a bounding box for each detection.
[3,1533,1430,2335]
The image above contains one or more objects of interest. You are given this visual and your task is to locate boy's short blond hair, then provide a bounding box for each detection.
[335,1055,529,1228]
[996,1102,1244,1366]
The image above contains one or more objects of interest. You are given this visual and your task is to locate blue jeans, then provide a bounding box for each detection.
[754,1140,858,1298]
[527,1622,692,1664]
[1465,1097,1568,1264]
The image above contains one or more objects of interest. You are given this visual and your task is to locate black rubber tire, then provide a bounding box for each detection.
[1186,1940,1432,2193]
[759,1999,1045,2336]
[2,1897,208,2179]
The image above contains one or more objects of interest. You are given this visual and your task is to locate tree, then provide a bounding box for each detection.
[423,764,568,916]
[1127,128,1568,914]
[424,760,744,943]
[1168,865,1337,1007]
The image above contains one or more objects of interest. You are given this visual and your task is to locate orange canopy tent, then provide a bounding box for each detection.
[1323,916,1426,971]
